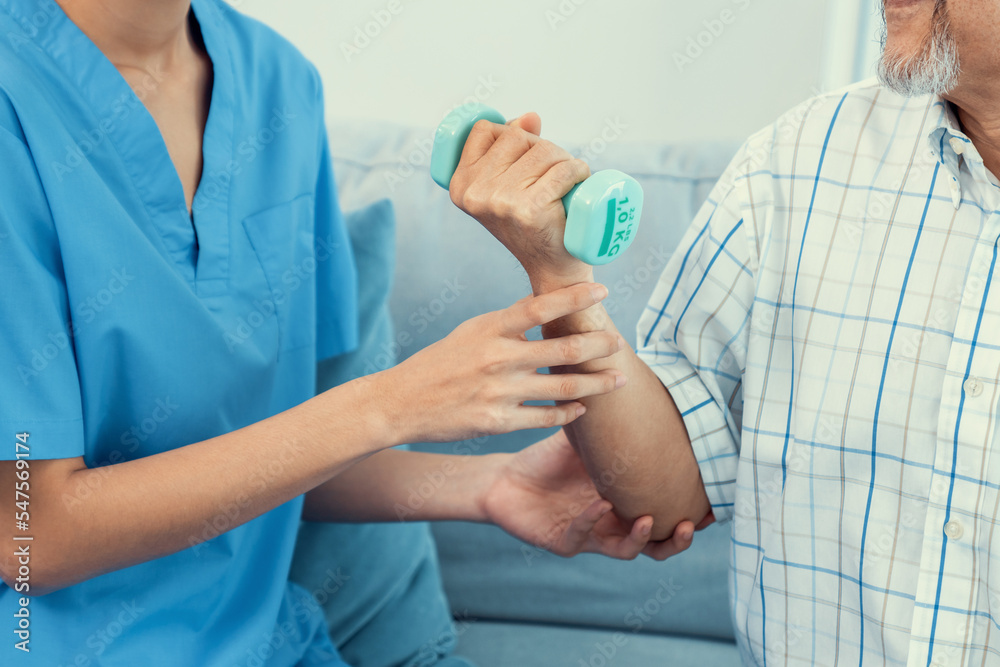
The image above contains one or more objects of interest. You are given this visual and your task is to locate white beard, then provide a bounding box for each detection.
[878,0,961,97]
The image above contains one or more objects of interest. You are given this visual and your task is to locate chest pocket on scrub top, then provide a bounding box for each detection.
[241,193,317,353]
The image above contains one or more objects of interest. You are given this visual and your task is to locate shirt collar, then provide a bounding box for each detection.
[927,96,1000,208]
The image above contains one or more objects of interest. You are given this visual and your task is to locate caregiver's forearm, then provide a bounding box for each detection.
[302,449,504,523]
[0,283,623,595]
[0,377,396,597]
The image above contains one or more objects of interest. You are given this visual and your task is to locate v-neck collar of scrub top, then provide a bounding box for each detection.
[0,0,235,293]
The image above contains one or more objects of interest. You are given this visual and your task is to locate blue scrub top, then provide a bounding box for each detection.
[0,0,359,664]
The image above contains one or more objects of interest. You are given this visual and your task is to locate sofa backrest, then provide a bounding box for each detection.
[330,117,741,642]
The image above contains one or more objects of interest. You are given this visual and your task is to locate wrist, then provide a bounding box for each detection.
[475,452,514,524]
[539,299,616,343]
[527,265,595,296]
[353,368,409,448]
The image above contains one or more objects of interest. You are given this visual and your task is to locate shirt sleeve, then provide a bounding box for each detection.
[0,126,86,461]
[636,139,765,522]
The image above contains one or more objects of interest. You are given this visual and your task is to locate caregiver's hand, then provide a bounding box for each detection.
[447,114,595,295]
[482,429,697,560]
[380,282,626,445]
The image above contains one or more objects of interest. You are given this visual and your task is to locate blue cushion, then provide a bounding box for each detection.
[289,199,463,667]
[453,621,741,667]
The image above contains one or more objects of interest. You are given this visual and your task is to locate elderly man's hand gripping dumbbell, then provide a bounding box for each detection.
[431,103,644,295]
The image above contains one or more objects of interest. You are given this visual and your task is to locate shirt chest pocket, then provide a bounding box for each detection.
[241,194,318,353]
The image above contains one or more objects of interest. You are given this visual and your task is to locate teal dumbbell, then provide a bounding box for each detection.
[430,103,643,266]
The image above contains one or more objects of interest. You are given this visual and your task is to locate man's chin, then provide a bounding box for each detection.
[878,50,961,97]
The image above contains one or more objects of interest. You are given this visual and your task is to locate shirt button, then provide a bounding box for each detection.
[964,377,984,397]
[950,137,966,155]
[945,520,964,540]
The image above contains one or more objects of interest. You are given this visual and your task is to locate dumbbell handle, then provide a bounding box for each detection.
[430,103,643,266]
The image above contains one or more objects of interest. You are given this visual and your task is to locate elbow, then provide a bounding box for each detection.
[643,497,715,543]
[0,538,76,597]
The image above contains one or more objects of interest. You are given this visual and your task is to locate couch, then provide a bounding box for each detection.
[309,116,744,666]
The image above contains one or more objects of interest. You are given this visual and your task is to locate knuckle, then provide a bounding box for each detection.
[460,183,488,216]
[481,350,508,375]
[514,198,540,221]
[488,190,516,219]
[455,315,482,335]
[564,288,588,312]
[554,159,581,181]
[548,161,570,183]
[557,377,582,399]
[522,299,546,326]
[540,408,562,429]
[481,405,506,434]
[470,119,494,136]
[449,180,466,208]
[536,139,565,161]
[557,338,584,364]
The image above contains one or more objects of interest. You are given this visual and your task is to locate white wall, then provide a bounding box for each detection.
[234,0,878,147]
[821,0,884,91]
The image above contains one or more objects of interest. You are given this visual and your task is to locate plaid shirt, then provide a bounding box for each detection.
[637,79,1000,666]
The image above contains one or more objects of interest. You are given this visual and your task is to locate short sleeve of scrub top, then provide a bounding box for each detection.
[0,0,359,664]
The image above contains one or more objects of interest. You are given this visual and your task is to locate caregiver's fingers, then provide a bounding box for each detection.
[641,520,696,561]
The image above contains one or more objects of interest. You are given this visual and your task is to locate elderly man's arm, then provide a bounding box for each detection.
[447,115,754,541]
[536,295,713,542]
